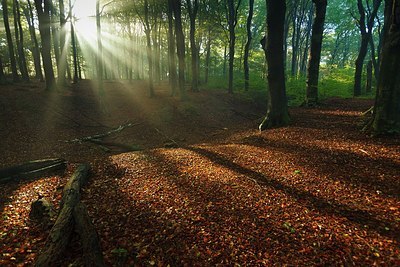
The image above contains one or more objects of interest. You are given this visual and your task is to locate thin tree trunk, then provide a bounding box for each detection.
[186,0,199,92]
[69,0,78,83]
[305,0,327,106]
[58,0,67,84]
[227,0,242,94]
[0,57,6,84]
[365,60,373,94]
[259,0,290,130]
[51,4,60,78]
[13,0,29,82]
[244,0,254,91]
[143,0,154,97]
[353,0,382,96]
[204,28,211,84]
[96,0,104,93]
[1,0,19,82]
[34,0,56,90]
[24,0,44,81]
[172,0,186,100]
[167,0,178,95]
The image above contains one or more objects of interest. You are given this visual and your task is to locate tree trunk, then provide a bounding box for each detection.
[0,57,5,84]
[13,0,30,82]
[50,3,60,78]
[186,0,199,92]
[365,60,373,94]
[69,0,78,84]
[172,0,186,100]
[96,0,104,93]
[143,0,154,97]
[290,1,299,77]
[227,0,242,94]
[244,0,254,91]
[58,0,67,84]
[24,0,44,81]
[204,28,211,84]
[1,0,19,82]
[353,0,382,97]
[366,0,400,134]
[259,0,290,130]
[167,0,178,95]
[34,0,56,90]
[305,0,327,106]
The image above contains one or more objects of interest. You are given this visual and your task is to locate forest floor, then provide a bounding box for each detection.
[0,80,399,266]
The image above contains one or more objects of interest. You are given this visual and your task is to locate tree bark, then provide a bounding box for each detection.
[244,0,254,91]
[34,0,56,90]
[259,0,290,130]
[305,0,327,106]
[366,0,400,134]
[1,0,19,82]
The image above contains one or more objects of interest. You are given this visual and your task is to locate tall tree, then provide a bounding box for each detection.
[259,0,290,130]
[227,0,242,94]
[305,0,327,106]
[23,0,44,81]
[186,0,199,92]
[13,0,30,82]
[58,0,68,84]
[34,0,56,89]
[1,0,19,82]
[167,0,178,95]
[96,0,104,93]
[353,0,382,96]
[172,0,186,99]
[365,0,400,134]
[69,0,78,83]
[243,0,254,91]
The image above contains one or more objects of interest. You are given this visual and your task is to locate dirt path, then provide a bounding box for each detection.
[1,81,399,266]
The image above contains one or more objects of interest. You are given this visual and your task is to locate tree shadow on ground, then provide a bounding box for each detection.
[185,146,399,243]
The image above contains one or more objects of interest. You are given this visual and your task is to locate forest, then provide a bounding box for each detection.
[0,0,399,266]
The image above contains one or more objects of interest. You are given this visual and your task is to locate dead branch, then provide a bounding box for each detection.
[155,127,179,147]
[66,122,142,143]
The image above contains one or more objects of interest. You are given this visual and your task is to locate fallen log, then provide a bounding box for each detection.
[35,164,105,267]
[0,158,66,184]
[74,203,105,266]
